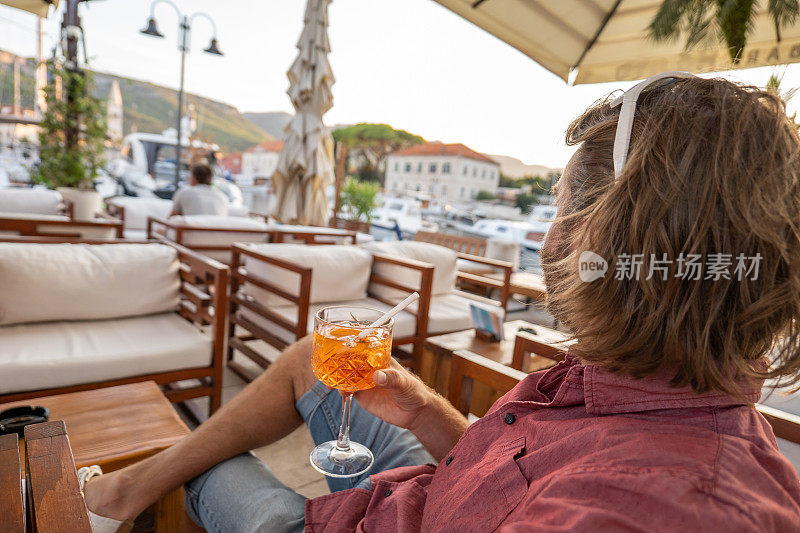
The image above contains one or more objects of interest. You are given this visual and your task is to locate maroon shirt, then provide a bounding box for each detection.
[305,356,800,532]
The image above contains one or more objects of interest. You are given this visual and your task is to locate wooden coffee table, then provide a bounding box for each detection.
[420,319,567,396]
[2,381,192,532]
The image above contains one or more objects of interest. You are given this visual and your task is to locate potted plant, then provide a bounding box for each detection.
[33,59,107,221]
[339,178,378,232]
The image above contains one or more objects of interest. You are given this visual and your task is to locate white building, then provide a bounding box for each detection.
[242,140,284,179]
[385,142,500,202]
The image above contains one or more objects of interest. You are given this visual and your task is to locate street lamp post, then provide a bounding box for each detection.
[140,0,222,188]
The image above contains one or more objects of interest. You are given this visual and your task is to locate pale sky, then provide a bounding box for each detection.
[1,0,798,168]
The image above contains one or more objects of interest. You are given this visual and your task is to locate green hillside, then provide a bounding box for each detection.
[0,51,272,154]
[93,73,273,153]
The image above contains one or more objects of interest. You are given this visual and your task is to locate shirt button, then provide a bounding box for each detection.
[384,489,393,497]
[445,456,453,465]
[504,413,516,425]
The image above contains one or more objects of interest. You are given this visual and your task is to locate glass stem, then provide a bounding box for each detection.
[336,393,353,452]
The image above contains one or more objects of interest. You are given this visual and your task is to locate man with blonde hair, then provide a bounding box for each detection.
[84,73,800,531]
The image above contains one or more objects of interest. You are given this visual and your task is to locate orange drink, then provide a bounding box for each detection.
[310,305,394,478]
[312,324,391,393]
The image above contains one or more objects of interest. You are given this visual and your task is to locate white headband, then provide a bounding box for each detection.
[609,71,697,179]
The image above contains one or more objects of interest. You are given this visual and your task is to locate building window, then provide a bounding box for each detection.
[472,167,477,177]
[482,169,486,178]
[429,184,434,193]
[443,163,451,174]
[460,187,465,198]
[405,163,412,172]
[463,166,467,175]
[442,185,447,196]
[393,181,399,190]
[429,163,437,173]
[417,163,422,173]
[416,184,422,191]
[394,162,399,172]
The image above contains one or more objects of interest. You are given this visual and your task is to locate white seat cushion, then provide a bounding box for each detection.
[244,244,373,306]
[0,212,69,222]
[0,243,180,326]
[0,189,62,216]
[107,197,173,231]
[238,297,417,345]
[361,241,458,300]
[0,313,211,394]
[424,293,498,334]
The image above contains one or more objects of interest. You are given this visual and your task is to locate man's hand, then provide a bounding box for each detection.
[353,358,434,430]
[353,359,470,461]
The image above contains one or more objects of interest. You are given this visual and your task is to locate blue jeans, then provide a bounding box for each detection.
[184,381,434,532]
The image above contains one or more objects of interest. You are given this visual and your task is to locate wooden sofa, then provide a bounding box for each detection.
[0,236,229,415]
[227,243,433,380]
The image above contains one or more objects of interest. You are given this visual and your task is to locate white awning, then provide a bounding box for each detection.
[433,0,800,84]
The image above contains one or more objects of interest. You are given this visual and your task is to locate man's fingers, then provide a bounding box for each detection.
[373,368,410,391]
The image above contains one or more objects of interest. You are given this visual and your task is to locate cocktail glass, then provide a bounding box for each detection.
[309,306,393,478]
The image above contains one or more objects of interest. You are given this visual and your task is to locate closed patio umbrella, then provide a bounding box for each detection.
[0,0,58,17]
[433,0,800,84]
[272,0,335,226]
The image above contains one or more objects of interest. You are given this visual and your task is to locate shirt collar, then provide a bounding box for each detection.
[530,354,763,415]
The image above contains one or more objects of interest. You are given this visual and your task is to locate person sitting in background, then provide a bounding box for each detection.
[83,74,800,531]
[170,162,228,216]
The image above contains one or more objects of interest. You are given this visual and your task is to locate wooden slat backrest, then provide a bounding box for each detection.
[415,230,487,256]
[0,433,24,533]
[24,421,92,532]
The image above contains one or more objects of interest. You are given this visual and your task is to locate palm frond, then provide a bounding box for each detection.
[649,0,698,42]
[768,0,800,41]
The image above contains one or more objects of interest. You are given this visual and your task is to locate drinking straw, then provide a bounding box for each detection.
[356,292,420,340]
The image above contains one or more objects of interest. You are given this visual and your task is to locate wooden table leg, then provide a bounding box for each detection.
[155,486,189,532]
[418,348,437,387]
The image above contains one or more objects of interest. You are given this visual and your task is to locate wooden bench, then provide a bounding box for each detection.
[0,421,92,532]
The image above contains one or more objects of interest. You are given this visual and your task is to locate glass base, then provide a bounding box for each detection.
[309,440,374,478]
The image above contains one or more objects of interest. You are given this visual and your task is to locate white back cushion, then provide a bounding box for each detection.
[486,238,520,269]
[0,189,62,216]
[108,197,173,230]
[0,243,180,325]
[244,244,372,307]
[362,241,458,301]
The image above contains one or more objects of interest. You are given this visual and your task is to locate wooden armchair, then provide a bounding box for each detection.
[227,243,434,380]
[511,328,571,370]
[0,422,91,532]
[447,350,800,448]
[0,236,229,415]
